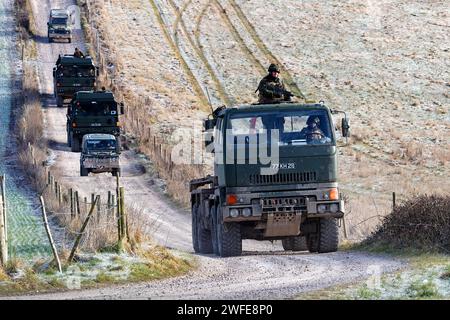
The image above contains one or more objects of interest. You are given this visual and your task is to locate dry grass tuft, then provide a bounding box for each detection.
[365,195,450,252]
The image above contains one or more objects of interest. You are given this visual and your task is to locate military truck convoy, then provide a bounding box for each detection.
[47,9,72,43]
[53,54,98,107]
[48,7,123,177]
[190,102,350,257]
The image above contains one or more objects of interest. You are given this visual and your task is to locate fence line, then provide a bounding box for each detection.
[0,175,8,266]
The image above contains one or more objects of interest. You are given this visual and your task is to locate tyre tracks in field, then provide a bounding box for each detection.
[151,0,306,107]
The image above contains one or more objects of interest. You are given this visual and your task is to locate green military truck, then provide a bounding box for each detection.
[80,134,121,177]
[190,102,350,257]
[53,54,98,108]
[67,90,124,152]
[47,9,72,43]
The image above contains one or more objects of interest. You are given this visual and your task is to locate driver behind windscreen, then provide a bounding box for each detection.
[300,116,331,144]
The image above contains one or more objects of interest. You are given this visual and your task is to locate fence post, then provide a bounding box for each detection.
[0,176,7,265]
[69,188,74,218]
[68,196,99,263]
[392,192,396,209]
[40,196,62,273]
[75,191,80,217]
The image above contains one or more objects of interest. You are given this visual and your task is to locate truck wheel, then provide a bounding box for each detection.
[197,203,213,254]
[80,166,89,177]
[210,205,219,255]
[67,133,72,147]
[306,234,319,253]
[282,236,308,252]
[71,135,80,152]
[282,238,293,251]
[56,96,63,108]
[317,218,339,253]
[217,220,242,257]
[192,204,200,253]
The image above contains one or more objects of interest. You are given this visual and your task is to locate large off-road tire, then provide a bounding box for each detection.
[307,234,319,253]
[210,205,219,255]
[217,220,242,257]
[80,165,89,177]
[71,135,80,152]
[317,218,339,253]
[197,203,213,254]
[56,96,63,108]
[282,236,308,252]
[192,204,200,253]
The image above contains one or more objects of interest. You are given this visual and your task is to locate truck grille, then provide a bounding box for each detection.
[249,172,317,185]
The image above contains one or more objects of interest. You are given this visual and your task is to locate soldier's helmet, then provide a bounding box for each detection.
[268,64,280,73]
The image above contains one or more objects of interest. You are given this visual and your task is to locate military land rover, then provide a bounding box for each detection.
[47,9,72,43]
[80,134,121,177]
[53,54,98,108]
[67,90,124,152]
[190,102,350,257]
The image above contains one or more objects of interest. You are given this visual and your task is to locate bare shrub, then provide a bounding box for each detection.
[365,195,450,252]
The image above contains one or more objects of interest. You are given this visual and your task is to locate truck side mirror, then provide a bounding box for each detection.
[53,67,56,77]
[341,118,350,138]
[203,118,216,131]
[204,133,215,153]
[47,22,50,26]
[120,103,125,115]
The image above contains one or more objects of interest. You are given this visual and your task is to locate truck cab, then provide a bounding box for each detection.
[47,9,72,43]
[80,134,121,177]
[53,54,98,108]
[190,102,350,257]
[67,90,124,152]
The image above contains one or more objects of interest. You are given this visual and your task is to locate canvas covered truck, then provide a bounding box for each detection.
[47,9,72,43]
[67,90,124,152]
[80,134,121,177]
[190,102,350,257]
[53,54,98,108]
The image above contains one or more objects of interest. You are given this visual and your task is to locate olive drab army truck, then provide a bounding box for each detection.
[80,134,121,177]
[190,102,350,257]
[53,54,98,108]
[47,9,72,43]
[67,90,124,152]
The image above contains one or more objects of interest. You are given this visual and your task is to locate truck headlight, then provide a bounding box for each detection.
[242,208,252,217]
[317,205,327,214]
[330,204,339,213]
[230,209,239,218]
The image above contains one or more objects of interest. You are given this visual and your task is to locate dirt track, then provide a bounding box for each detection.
[4,0,406,300]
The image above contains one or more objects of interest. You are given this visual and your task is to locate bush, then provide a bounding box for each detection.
[365,195,450,252]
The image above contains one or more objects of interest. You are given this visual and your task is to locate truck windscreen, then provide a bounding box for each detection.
[57,66,95,77]
[229,109,333,146]
[86,140,116,151]
[51,18,68,25]
[75,102,118,116]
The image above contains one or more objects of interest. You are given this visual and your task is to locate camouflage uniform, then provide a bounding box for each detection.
[256,64,289,104]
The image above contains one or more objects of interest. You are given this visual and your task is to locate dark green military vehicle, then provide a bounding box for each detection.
[67,90,124,152]
[53,54,98,108]
[80,134,121,177]
[190,102,350,257]
[47,9,72,43]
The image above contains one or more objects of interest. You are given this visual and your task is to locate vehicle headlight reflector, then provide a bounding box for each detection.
[230,209,239,218]
[242,208,252,217]
[317,205,327,214]
[330,203,339,213]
